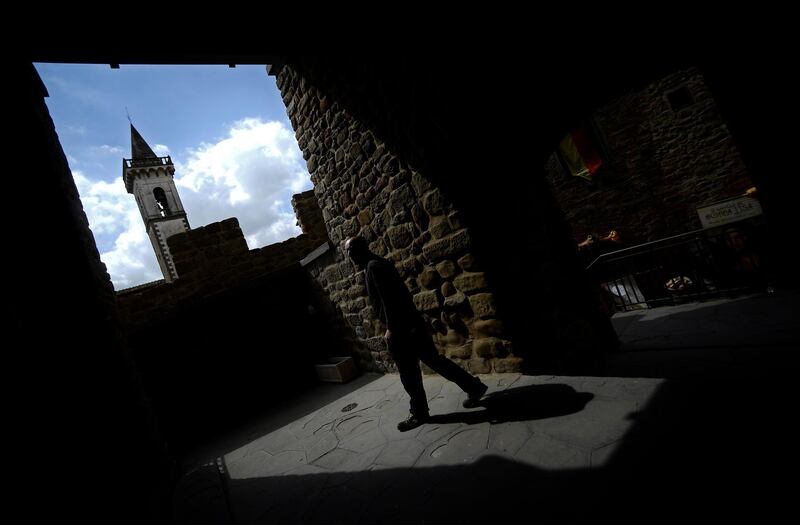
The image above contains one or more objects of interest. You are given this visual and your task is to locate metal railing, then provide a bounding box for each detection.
[587,221,769,312]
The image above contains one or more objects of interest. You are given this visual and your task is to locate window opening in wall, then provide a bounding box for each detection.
[153,187,170,217]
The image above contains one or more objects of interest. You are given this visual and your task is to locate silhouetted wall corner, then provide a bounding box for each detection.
[266,63,284,76]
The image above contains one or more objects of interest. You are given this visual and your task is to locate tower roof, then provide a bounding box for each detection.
[130,124,158,159]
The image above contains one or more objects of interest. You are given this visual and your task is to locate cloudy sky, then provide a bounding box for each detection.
[34,63,312,290]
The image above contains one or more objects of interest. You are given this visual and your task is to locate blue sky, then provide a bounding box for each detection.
[34,63,312,290]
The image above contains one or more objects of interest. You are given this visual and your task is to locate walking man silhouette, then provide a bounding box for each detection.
[344,236,488,431]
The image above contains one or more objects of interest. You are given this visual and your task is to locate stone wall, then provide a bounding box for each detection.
[272,64,524,375]
[115,193,333,450]
[125,263,320,450]
[292,188,326,236]
[117,193,329,329]
[545,67,753,246]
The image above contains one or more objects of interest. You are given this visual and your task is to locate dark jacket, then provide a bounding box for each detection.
[364,257,420,333]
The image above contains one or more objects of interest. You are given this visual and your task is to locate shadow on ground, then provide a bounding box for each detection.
[429,383,593,425]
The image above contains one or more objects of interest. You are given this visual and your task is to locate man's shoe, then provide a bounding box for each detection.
[462,382,488,408]
[397,413,428,432]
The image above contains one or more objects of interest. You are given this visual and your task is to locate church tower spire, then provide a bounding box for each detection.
[123,124,190,282]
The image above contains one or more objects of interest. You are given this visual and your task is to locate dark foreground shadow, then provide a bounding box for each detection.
[428,383,593,425]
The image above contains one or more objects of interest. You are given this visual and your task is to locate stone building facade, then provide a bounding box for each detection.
[545,67,754,247]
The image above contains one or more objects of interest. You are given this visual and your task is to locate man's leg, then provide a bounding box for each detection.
[390,340,429,417]
[416,334,484,394]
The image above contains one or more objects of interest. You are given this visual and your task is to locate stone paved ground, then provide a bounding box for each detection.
[173,292,800,524]
[213,372,663,524]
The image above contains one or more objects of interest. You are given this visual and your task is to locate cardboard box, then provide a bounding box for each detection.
[315,356,357,383]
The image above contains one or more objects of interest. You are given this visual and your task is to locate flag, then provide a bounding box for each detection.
[558,124,603,181]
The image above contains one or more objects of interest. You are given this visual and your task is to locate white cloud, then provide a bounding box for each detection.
[73,170,131,235]
[95,145,124,155]
[99,210,164,290]
[74,170,163,290]
[65,125,87,135]
[176,117,312,249]
[153,144,170,156]
[75,117,313,290]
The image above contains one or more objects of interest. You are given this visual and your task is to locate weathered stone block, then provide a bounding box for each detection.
[342,218,359,238]
[443,292,467,308]
[348,286,366,301]
[387,224,415,250]
[413,290,440,312]
[360,305,375,320]
[369,238,388,256]
[364,336,387,354]
[391,210,410,226]
[493,357,523,373]
[410,231,431,256]
[355,193,371,209]
[418,267,440,290]
[387,247,411,264]
[435,260,459,279]
[429,215,452,239]
[468,358,491,374]
[345,313,362,329]
[388,185,415,215]
[357,208,373,226]
[411,170,433,196]
[457,253,478,271]
[397,257,420,279]
[446,343,473,360]
[468,293,497,318]
[471,318,506,338]
[344,204,358,218]
[473,337,505,358]
[422,189,449,216]
[453,272,488,294]
[443,328,465,347]
[422,229,471,262]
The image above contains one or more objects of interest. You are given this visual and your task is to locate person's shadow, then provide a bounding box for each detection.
[428,383,593,425]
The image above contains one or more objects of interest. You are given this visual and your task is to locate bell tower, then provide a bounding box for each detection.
[123,124,190,282]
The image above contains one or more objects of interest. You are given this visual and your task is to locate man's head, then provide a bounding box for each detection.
[344,236,370,269]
